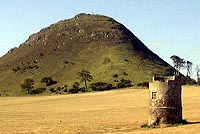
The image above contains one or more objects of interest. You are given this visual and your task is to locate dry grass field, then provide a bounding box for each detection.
[0,86,200,134]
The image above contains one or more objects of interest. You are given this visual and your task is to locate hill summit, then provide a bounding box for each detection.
[0,13,174,96]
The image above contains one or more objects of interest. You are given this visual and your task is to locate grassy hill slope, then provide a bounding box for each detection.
[0,14,174,96]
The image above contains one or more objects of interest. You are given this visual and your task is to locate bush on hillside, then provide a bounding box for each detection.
[41,77,58,86]
[117,79,132,88]
[123,72,128,76]
[56,86,62,94]
[79,87,87,92]
[50,88,57,93]
[68,82,80,94]
[137,82,149,88]
[68,88,78,94]
[90,82,113,91]
[62,85,68,92]
[113,74,118,78]
[12,62,39,73]
[29,88,46,95]
[49,85,68,94]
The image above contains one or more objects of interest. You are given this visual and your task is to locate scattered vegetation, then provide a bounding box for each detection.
[49,88,57,93]
[41,77,58,86]
[68,82,80,94]
[0,14,176,96]
[63,61,75,65]
[29,88,46,95]
[62,85,68,92]
[117,79,132,88]
[12,62,39,73]
[113,74,118,78]
[137,82,149,88]
[123,72,128,76]
[90,82,113,91]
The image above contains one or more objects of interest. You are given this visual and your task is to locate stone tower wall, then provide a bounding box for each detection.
[148,76,182,126]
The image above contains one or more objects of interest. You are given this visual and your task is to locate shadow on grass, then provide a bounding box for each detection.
[183,121,200,125]
[141,119,200,128]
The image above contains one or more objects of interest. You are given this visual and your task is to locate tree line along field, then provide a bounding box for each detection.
[0,86,200,134]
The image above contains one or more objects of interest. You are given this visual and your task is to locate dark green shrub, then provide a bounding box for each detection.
[137,82,149,88]
[41,77,58,86]
[114,79,119,82]
[29,88,46,94]
[68,88,79,94]
[79,87,87,92]
[12,68,18,72]
[49,85,68,94]
[90,82,113,91]
[117,79,132,88]
[40,53,44,57]
[56,86,62,94]
[73,82,79,89]
[13,62,39,73]
[50,88,57,93]
[68,82,80,94]
[57,86,61,91]
[113,74,118,78]
[124,58,128,62]
[123,72,128,76]
[63,89,68,92]
[17,66,21,70]
[12,66,21,72]
[62,85,68,92]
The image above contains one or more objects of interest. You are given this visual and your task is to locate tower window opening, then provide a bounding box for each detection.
[152,92,157,99]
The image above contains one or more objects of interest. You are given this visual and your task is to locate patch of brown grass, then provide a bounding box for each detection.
[0,86,200,133]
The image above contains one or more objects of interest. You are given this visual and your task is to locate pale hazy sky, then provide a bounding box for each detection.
[0,0,199,78]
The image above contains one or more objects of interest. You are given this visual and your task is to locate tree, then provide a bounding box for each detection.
[170,55,185,75]
[77,69,93,88]
[21,78,35,93]
[186,61,192,77]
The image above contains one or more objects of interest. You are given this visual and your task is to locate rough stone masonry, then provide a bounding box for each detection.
[148,75,182,126]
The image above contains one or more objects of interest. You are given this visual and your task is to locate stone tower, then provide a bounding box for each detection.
[148,76,182,126]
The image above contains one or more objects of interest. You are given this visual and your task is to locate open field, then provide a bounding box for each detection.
[0,86,200,134]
